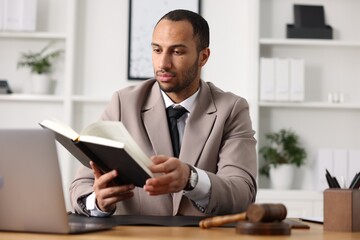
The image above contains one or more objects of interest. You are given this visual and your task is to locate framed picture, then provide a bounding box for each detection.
[128,0,201,80]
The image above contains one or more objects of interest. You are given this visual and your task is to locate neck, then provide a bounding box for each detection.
[167,80,201,103]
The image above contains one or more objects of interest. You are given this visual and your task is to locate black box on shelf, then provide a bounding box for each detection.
[287,24,333,39]
[0,80,12,94]
[287,4,333,40]
[294,4,326,29]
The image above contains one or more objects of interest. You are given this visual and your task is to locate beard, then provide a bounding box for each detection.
[155,55,199,94]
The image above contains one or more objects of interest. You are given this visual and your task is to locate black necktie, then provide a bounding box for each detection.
[166,106,188,157]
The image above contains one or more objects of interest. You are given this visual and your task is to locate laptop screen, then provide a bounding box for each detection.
[0,129,71,233]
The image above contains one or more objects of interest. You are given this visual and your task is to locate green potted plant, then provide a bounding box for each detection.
[259,128,307,189]
[17,41,63,94]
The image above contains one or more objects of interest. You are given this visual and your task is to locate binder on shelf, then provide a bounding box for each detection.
[0,0,4,30]
[3,0,37,31]
[317,148,360,190]
[348,149,360,185]
[21,0,37,31]
[333,149,348,187]
[289,59,305,102]
[3,0,22,31]
[317,148,334,191]
[275,58,290,101]
[260,58,275,101]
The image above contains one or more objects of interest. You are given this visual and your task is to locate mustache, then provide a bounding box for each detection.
[156,70,176,76]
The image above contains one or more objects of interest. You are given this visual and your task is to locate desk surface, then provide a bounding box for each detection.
[0,222,359,240]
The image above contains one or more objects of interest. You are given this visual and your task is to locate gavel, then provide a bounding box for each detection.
[199,203,287,229]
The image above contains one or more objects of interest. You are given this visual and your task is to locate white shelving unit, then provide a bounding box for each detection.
[259,101,360,110]
[0,1,131,209]
[256,0,360,185]
[0,32,67,39]
[0,94,64,102]
[260,38,360,47]
[0,0,77,209]
[253,0,360,217]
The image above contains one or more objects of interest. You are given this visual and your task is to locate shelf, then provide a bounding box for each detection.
[260,38,360,48]
[72,95,110,103]
[0,94,64,103]
[0,32,67,40]
[259,101,360,110]
[257,189,323,200]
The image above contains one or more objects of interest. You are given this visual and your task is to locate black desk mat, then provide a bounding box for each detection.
[68,214,309,229]
[68,214,235,227]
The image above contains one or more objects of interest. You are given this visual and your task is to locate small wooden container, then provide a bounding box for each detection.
[324,189,360,232]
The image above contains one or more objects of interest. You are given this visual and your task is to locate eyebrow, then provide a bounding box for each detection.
[151,43,188,49]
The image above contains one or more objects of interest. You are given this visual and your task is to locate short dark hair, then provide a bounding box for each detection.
[157,9,210,52]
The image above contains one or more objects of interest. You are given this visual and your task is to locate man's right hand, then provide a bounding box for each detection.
[90,161,135,213]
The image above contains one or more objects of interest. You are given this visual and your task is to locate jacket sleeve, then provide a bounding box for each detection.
[204,97,257,215]
[69,92,121,215]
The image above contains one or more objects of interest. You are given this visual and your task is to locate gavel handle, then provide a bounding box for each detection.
[199,212,247,229]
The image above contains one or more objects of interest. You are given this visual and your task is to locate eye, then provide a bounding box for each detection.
[173,49,184,55]
[152,48,161,54]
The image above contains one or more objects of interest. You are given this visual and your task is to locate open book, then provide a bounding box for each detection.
[39,119,155,188]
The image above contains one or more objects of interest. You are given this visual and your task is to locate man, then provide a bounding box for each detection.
[70,9,257,217]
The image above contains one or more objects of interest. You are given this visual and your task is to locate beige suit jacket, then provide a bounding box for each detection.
[70,79,257,216]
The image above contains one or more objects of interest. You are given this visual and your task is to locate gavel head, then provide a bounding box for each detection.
[246,203,287,223]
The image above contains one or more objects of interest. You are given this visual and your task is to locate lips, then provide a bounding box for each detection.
[156,72,175,82]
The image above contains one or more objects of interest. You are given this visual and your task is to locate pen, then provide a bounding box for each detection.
[325,170,334,188]
[325,169,340,188]
[332,176,341,188]
[349,172,360,189]
[348,172,357,188]
[340,176,346,189]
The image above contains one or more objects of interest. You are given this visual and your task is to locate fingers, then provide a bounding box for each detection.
[95,184,135,212]
[149,155,170,173]
[144,157,189,195]
[90,161,118,188]
[90,161,135,212]
[90,161,103,179]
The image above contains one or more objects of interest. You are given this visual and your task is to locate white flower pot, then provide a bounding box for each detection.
[269,164,295,190]
[31,74,50,94]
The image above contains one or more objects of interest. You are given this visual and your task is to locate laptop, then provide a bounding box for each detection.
[0,129,113,234]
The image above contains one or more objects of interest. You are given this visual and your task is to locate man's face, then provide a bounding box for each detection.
[152,19,209,103]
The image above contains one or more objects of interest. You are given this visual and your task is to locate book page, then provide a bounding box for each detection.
[39,119,79,141]
[80,121,153,168]
[79,135,125,149]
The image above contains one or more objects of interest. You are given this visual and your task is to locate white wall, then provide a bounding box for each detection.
[74,0,132,97]
[74,0,256,100]
[202,0,256,100]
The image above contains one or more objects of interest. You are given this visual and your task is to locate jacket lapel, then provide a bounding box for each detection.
[173,81,217,215]
[141,83,173,157]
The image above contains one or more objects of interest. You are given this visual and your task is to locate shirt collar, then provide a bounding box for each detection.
[161,88,200,113]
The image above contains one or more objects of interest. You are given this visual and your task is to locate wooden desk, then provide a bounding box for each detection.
[0,222,359,240]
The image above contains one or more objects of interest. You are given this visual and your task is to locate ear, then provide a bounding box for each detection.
[199,48,210,67]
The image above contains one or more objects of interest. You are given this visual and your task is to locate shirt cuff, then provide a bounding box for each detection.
[183,167,211,209]
[86,192,114,217]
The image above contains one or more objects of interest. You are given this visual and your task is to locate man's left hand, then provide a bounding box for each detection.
[143,155,190,195]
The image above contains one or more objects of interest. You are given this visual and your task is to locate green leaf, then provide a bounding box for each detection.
[17,41,64,74]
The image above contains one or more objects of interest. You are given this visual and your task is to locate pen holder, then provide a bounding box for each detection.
[324,189,360,232]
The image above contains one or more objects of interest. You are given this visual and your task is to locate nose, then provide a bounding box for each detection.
[157,52,172,70]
